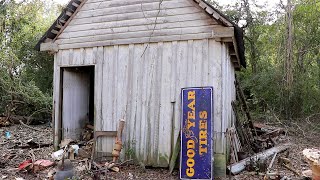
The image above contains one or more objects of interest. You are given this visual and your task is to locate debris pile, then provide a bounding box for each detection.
[226,77,320,180]
[0,119,180,179]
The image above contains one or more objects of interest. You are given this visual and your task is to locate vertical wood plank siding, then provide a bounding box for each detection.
[54,40,236,167]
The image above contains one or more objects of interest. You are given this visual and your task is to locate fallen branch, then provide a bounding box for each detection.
[268,152,278,171]
[92,161,102,169]
[10,115,44,125]
[227,143,291,175]
[282,163,300,176]
[116,159,133,166]
[92,161,119,172]
[19,120,42,132]
[264,153,279,180]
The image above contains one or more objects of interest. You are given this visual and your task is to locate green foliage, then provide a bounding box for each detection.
[215,0,320,119]
[0,0,59,120]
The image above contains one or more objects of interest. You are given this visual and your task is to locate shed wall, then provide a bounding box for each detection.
[214,44,236,175]
[53,39,236,168]
[56,0,225,50]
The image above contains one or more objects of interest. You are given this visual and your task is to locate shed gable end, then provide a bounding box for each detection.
[55,0,232,49]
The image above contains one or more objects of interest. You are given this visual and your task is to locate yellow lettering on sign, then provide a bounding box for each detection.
[187,158,195,167]
[188,111,195,119]
[188,100,195,111]
[187,140,195,149]
[199,145,208,155]
[199,130,206,140]
[187,149,195,158]
[200,120,207,130]
[187,119,195,129]
[186,149,196,177]
[199,111,208,156]
[186,168,195,177]
[187,111,195,129]
[185,90,197,177]
[200,111,207,119]
[199,129,208,155]
[188,91,195,100]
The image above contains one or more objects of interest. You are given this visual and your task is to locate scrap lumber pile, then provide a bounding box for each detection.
[228,77,291,178]
[226,77,320,180]
[232,77,286,154]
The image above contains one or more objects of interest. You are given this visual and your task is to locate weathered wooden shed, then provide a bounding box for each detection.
[36,0,246,176]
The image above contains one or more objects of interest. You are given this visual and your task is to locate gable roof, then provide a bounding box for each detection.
[36,0,246,68]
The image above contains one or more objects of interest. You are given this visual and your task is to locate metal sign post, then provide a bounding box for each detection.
[180,87,213,180]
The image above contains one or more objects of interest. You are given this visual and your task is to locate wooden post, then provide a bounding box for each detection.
[112,119,126,162]
[169,132,181,174]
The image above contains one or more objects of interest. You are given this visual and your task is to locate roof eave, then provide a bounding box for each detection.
[35,0,83,51]
[195,0,246,68]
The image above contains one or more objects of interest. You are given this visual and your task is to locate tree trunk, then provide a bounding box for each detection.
[242,0,258,74]
[284,0,294,120]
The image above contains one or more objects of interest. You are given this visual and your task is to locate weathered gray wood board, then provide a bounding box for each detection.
[53,39,235,168]
[62,68,90,140]
[53,53,61,150]
[214,44,237,175]
[56,0,229,49]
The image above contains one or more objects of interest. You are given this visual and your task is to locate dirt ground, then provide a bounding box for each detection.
[0,117,319,180]
[0,124,179,180]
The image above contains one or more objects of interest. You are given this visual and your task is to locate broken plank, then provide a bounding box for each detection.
[227,143,292,175]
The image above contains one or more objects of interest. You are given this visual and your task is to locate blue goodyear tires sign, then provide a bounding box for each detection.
[180,87,213,180]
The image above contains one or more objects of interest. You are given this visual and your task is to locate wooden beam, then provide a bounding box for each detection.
[222,37,233,42]
[55,24,62,29]
[72,2,79,7]
[51,29,59,34]
[193,0,233,27]
[229,47,236,56]
[232,36,241,68]
[53,0,88,42]
[212,26,234,38]
[59,19,66,24]
[95,131,117,138]
[66,11,73,17]
[169,132,181,174]
[44,38,52,43]
[40,42,58,52]
[231,56,238,63]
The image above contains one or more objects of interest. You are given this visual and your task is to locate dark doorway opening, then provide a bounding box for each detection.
[61,66,94,140]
